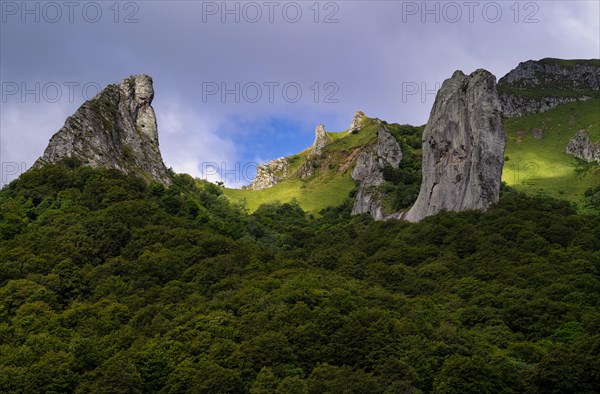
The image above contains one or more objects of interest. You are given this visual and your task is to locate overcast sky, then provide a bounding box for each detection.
[1,0,599,186]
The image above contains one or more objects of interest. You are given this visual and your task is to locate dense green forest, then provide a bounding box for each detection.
[0,161,599,393]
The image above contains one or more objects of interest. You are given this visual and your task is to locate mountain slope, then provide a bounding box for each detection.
[502,98,600,212]
[498,58,600,117]
[226,59,599,215]
[224,116,423,215]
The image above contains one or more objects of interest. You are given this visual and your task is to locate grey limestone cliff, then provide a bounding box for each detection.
[33,74,171,185]
[498,59,600,117]
[403,69,505,223]
[351,126,403,220]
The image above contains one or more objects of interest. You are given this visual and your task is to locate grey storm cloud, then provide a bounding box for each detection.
[1,0,599,186]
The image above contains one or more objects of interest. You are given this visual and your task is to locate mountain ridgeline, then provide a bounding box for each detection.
[498,58,600,117]
[229,57,600,216]
[1,58,600,393]
[22,58,600,218]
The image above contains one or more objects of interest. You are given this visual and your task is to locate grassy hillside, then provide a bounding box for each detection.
[229,101,599,216]
[223,173,356,214]
[224,119,424,215]
[502,99,600,212]
[222,120,379,214]
[223,117,377,214]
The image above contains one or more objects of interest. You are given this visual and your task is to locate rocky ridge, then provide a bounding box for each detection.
[498,59,600,117]
[348,111,366,134]
[244,157,290,190]
[33,74,171,185]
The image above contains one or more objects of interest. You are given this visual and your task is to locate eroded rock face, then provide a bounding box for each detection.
[565,130,600,163]
[348,111,365,134]
[245,157,289,190]
[296,123,333,179]
[33,74,171,185]
[351,126,403,220]
[403,69,505,223]
[498,59,600,117]
[311,124,330,155]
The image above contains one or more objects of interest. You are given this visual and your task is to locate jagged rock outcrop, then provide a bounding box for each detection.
[297,158,316,180]
[311,124,330,155]
[296,123,333,179]
[245,157,289,190]
[247,122,338,187]
[351,126,403,220]
[403,69,505,223]
[500,95,590,118]
[348,111,365,134]
[565,130,600,163]
[33,74,171,185]
[498,59,600,117]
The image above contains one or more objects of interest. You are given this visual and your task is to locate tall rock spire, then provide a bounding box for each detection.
[33,74,171,185]
[348,111,365,134]
[311,124,330,155]
[403,69,505,222]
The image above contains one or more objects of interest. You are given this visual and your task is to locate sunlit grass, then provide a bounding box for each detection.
[225,101,599,214]
[223,120,382,214]
[502,99,599,211]
[223,173,355,214]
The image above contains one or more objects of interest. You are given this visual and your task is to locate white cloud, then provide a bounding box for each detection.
[0,101,75,185]
[1,0,598,189]
[552,2,600,48]
[155,100,242,187]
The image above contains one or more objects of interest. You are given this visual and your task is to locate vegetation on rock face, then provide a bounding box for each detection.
[32,74,172,186]
[1,161,599,393]
[378,124,423,213]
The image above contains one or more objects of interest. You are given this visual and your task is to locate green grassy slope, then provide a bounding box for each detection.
[227,100,599,215]
[224,119,424,214]
[223,118,381,214]
[226,58,600,215]
[223,174,356,214]
[502,99,600,212]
